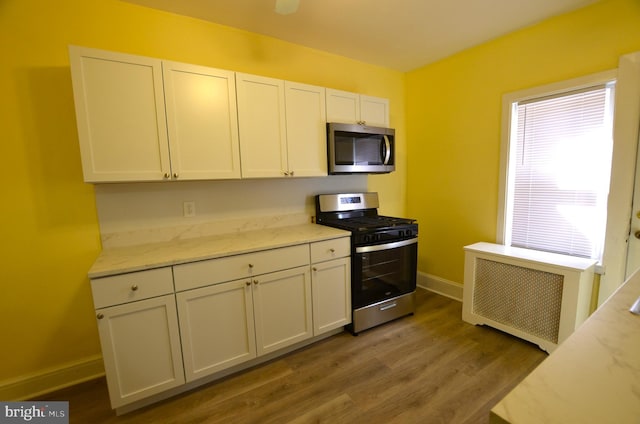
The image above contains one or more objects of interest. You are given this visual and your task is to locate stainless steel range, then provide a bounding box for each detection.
[315,192,418,334]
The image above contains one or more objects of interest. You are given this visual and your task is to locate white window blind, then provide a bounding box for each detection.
[508,83,615,260]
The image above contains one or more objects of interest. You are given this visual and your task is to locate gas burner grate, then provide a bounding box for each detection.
[340,216,415,230]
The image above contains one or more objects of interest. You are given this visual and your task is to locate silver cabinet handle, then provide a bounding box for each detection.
[245,281,251,286]
[253,280,259,285]
[173,173,179,179]
[163,173,170,179]
[96,313,104,320]
[131,285,138,291]
[329,248,335,253]
[312,267,317,272]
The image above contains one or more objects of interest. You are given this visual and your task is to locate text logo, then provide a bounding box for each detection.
[0,402,68,423]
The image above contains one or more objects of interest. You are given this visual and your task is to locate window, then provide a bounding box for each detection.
[498,74,616,262]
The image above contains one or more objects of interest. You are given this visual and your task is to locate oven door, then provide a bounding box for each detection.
[352,238,418,309]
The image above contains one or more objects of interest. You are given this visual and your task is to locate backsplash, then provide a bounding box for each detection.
[95,176,367,248]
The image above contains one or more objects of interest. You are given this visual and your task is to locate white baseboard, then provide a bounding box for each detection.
[0,355,105,401]
[417,271,463,302]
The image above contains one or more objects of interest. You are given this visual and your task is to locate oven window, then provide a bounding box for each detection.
[334,132,385,165]
[352,242,417,308]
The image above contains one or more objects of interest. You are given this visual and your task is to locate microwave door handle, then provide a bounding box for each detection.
[383,135,391,165]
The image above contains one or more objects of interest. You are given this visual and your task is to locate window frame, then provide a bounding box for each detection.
[497,70,618,264]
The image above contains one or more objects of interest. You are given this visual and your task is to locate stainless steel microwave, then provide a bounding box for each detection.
[327,123,395,174]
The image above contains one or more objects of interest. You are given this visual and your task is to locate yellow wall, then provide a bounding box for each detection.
[0,0,404,386]
[5,0,639,394]
[406,0,640,284]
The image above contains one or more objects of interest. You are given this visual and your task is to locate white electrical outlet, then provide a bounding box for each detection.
[183,201,196,217]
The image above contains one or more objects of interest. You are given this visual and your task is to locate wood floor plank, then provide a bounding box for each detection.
[38,289,547,423]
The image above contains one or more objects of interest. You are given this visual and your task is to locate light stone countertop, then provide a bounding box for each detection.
[490,269,640,423]
[88,224,350,279]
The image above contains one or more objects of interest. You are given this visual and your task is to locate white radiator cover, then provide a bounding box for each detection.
[462,242,597,352]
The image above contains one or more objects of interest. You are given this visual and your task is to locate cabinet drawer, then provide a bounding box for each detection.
[174,244,310,292]
[310,237,350,263]
[91,267,174,309]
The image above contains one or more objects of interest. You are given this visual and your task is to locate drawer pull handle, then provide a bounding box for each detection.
[96,313,104,320]
[248,264,254,269]
[253,280,259,285]
[246,281,251,286]
[380,303,397,311]
[312,267,317,272]
[329,248,335,253]
[131,285,139,291]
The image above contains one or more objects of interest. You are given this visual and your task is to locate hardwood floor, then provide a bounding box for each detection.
[41,289,547,423]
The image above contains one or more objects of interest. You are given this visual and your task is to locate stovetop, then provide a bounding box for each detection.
[315,192,417,245]
[317,214,416,232]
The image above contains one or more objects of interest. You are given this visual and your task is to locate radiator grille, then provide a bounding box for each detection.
[473,258,564,343]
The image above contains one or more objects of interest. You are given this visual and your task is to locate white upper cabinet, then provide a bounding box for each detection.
[69,46,241,182]
[360,94,390,127]
[69,46,171,182]
[163,61,241,180]
[236,74,327,178]
[284,81,327,177]
[70,46,389,183]
[326,88,389,127]
[236,73,288,178]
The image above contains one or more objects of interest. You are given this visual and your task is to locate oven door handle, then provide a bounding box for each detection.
[355,237,418,253]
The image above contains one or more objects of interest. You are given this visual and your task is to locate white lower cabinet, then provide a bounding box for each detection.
[252,266,313,355]
[174,246,312,382]
[95,295,185,409]
[312,258,351,335]
[176,279,256,382]
[91,238,348,410]
[310,237,352,335]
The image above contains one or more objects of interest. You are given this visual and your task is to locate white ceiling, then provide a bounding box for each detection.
[123,0,598,72]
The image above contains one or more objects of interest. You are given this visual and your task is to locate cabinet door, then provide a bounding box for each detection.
[252,266,312,355]
[312,258,352,335]
[163,62,241,180]
[69,46,171,182]
[326,88,390,127]
[236,73,288,178]
[284,81,327,177]
[96,295,184,408]
[360,95,390,127]
[176,280,256,382]
[326,88,360,125]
